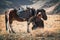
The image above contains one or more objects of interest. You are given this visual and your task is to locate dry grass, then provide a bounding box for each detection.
[0,14,60,40]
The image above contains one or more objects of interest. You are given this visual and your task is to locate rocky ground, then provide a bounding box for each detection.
[0,14,60,40]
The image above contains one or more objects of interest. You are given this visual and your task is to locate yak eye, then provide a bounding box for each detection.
[38,14,41,16]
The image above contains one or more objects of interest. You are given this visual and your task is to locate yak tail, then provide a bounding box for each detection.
[5,11,8,31]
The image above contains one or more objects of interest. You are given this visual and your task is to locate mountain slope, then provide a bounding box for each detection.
[0,0,60,14]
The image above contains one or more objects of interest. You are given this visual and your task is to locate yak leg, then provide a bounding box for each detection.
[27,21,30,33]
[9,23,16,33]
[9,17,16,33]
[5,13,11,33]
[6,19,10,33]
[27,17,33,33]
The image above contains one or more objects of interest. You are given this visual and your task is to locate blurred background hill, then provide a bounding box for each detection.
[0,0,60,14]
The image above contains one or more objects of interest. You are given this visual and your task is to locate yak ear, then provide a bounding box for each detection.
[41,9,47,20]
[14,9,17,13]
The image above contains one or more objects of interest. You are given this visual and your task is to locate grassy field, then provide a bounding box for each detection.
[0,14,60,40]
